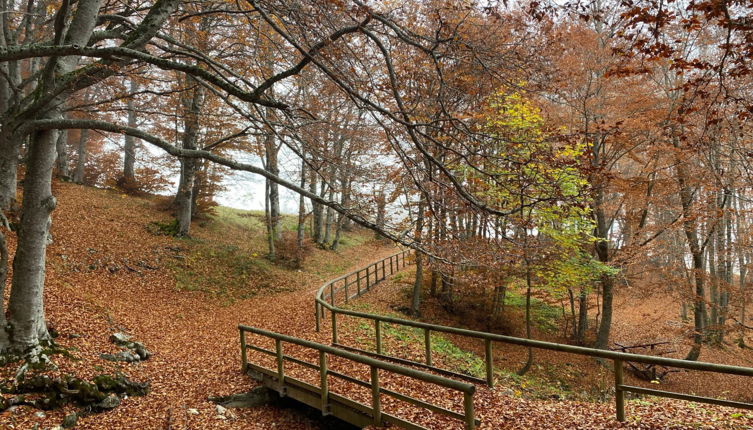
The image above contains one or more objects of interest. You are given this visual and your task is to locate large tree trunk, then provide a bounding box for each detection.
[6,128,58,351]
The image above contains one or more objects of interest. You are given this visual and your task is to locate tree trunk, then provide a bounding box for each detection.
[375,191,386,241]
[73,129,89,184]
[264,130,280,245]
[55,126,69,179]
[517,257,534,376]
[0,130,20,210]
[175,77,203,237]
[296,156,306,265]
[122,79,139,186]
[310,167,322,244]
[6,128,57,351]
[577,288,588,344]
[411,198,425,315]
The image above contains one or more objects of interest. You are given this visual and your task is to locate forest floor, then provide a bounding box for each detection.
[1,182,752,429]
[338,267,753,429]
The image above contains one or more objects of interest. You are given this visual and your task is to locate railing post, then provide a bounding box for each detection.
[382,259,386,280]
[330,283,335,307]
[366,266,371,290]
[344,277,349,304]
[319,351,329,415]
[239,328,247,372]
[375,319,382,354]
[331,310,338,344]
[390,255,394,274]
[357,270,362,296]
[315,302,321,332]
[424,328,432,366]
[275,339,285,393]
[615,359,625,422]
[464,391,475,430]
[485,338,494,387]
[371,366,382,426]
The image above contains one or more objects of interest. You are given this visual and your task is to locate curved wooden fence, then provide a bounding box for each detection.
[313,249,753,423]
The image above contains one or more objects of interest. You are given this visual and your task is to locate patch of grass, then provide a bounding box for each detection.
[346,304,579,400]
[503,290,561,332]
[168,241,269,299]
[146,219,180,236]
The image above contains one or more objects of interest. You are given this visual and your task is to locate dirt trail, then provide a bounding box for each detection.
[3,183,396,430]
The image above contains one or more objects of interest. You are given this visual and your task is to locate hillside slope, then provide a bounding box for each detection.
[1,182,395,429]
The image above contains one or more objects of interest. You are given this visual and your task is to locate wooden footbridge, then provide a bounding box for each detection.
[239,250,753,429]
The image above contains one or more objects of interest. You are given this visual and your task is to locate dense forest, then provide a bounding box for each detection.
[1,0,753,428]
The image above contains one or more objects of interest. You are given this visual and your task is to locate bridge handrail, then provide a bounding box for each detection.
[239,324,477,429]
[312,249,753,422]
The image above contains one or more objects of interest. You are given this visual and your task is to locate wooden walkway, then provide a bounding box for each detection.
[240,250,753,429]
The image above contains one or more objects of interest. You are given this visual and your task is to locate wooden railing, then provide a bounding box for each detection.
[239,325,478,430]
[314,250,753,422]
[314,249,411,333]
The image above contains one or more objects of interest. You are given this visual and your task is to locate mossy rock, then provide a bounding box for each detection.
[68,378,106,404]
[93,374,149,396]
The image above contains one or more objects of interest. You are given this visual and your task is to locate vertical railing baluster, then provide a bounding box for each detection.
[615,359,625,422]
[275,339,285,393]
[485,338,494,387]
[375,319,382,354]
[331,310,338,344]
[315,302,321,332]
[330,283,335,307]
[357,270,362,296]
[464,391,475,430]
[239,328,247,372]
[344,276,349,304]
[382,259,386,280]
[371,366,382,426]
[424,328,432,366]
[319,351,329,415]
[390,255,394,274]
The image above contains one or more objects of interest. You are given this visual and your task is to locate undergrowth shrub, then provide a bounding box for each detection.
[274,231,313,269]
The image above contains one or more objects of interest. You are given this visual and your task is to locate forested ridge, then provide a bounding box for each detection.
[2,0,753,428]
